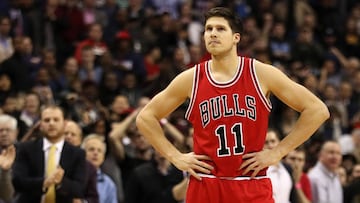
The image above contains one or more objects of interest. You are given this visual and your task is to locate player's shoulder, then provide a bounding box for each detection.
[176,66,196,80]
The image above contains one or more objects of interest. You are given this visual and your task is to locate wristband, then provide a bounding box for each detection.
[295,182,302,190]
[160,118,168,125]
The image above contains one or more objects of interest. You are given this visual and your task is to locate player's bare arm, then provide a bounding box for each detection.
[136,68,214,180]
[240,60,329,177]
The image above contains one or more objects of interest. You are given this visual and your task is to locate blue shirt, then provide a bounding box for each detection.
[97,170,117,203]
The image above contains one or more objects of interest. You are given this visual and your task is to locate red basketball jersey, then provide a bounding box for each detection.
[185,56,271,177]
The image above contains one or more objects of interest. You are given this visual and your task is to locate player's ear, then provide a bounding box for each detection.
[234,33,240,44]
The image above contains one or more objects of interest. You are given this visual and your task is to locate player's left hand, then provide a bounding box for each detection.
[239,149,282,177]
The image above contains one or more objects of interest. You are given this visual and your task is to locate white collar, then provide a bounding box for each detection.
[43,137,65,152]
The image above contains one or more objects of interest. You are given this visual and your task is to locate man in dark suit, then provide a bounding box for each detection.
[12,105,86,203]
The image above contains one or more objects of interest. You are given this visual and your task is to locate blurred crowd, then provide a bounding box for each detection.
[0,0,360,202]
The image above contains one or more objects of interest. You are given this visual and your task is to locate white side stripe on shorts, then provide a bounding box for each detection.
[197,173,268,180]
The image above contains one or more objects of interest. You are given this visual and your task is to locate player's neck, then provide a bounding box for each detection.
[211,52,239,73]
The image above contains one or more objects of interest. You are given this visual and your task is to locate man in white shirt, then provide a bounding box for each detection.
[308,141,343,203]
[265,129,294,203]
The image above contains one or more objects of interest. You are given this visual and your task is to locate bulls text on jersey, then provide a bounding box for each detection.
[199,93,256,128]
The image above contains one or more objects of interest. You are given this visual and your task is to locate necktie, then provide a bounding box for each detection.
[45,145,56,203]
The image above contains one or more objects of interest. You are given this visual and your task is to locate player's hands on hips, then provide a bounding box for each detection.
[173,152,213,181]
[239,149,282,177]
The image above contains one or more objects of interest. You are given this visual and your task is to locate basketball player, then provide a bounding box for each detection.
[136,7,329,203]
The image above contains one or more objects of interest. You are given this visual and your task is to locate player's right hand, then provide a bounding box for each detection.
[172,152,213,181]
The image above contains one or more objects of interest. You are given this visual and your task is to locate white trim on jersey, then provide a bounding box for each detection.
[249,59,272,112]
[205,57,244,88]
[197,173,269,181]
[185,64,200,120]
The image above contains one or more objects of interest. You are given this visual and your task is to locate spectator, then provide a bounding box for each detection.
[82,134,117,203]
[337,166,348,187]
[120,72,143,107]
[64,120,99,203]
[284,147,313,203]
[0,15,13,63]
[265,129,296,203]
[308,140,343,203]
[54,0,86,62]
[125,151,188,203]
[344,163,360,203]
[98,71,121,107]
[338,127,360,161]
[0,72,15,106]
[108,107,153,186]
[58,56,80,94]
[0,36,33,93]
[16,92,41,140]
[291,27,324,71]
[268,21,291,66]
[22,36,42,79]
[81,0,107,26]
[0,114,18,203]
[12,105,87,203]
[112,30,146,82]
[78,45,103,84]
[74,23,108,65]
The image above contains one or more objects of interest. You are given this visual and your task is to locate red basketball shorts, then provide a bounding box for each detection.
[186,174,274,203]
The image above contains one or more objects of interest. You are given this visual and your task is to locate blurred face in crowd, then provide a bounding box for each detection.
[103,72,118,90]
[36,68,51,84]
[303,74,318,93]
[0,74,11,91]
[22,37,33,55]
[319,141,342,172]
[0,117,17,147]
[40,107,65,143]
[285,150,306,172]
[122,73,137,89]
[264,130,280,150]
[137,97,150,108]
[351,129,360,146]
[352,164,360,178]
[81,48,95,65]
[130,132,151,152]
[64,121,82,146]
[24,93,40,114]
[0,17,11,36]
[272,22,286,39]
[336,166,347,186]
[13,36,25,53]
[339,81,352,100]
[88,24,103,41]
[111,95,130,114]
[2,97,18,113]
[64,57,79,76]
[43,51,56,67]
[84,137,105,168]
[323,84,338,101]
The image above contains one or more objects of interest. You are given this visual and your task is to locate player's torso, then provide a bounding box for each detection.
[186,57,271,177]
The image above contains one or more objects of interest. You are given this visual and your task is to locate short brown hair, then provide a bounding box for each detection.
[204,7,243,34]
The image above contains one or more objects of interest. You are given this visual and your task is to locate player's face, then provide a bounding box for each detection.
[40,108,65,143]
[204,17,240,56]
